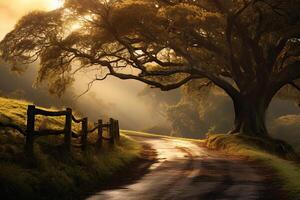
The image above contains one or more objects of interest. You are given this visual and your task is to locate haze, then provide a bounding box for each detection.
[1,0,300,148]
[0,0,171,130]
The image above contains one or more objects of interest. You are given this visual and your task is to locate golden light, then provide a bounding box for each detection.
[48,0,64,10]
[69,22,82,31]
[67,15,93,32]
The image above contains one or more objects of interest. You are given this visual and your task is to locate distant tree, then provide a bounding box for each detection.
[166,82,234,137]
[1,0,300,137]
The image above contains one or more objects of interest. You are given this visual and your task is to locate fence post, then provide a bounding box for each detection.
[97,119,103,147]
[109,118,115,145]
[25,105,35,154]
[64,108,72,152]
[116,120,120,141]
[113,120,118,142]
[81,117,88,151]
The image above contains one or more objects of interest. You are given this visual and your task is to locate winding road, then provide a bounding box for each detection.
[87,133,271,200]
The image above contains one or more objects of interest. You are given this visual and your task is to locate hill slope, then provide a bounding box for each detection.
[206,134,300,200]
[0,97,142,200]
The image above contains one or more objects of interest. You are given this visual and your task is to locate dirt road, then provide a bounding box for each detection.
[87,134,273,200]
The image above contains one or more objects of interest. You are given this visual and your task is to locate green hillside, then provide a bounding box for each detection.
[0,97,141,200]
[0,97,81,132]
[206,134,300,200]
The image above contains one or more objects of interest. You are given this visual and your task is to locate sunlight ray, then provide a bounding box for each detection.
[48,0,64,10]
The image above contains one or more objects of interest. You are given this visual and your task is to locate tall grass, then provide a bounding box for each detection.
[206,133,300,200]
[0,97,142,200]
[0,96,81,131]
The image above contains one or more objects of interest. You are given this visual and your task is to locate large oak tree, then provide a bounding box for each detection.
[1,0,300,137]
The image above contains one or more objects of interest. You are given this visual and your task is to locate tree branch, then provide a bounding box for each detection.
[76,73,111,99]
[288,81,300,92]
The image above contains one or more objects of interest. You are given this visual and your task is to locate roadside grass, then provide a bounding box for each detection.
[0,97,142,200]
[122,130,205,143]
[206,133,300,200]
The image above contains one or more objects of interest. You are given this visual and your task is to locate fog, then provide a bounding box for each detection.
[0,60,172,130]
[0,0,174,130]
[1,0,300,151]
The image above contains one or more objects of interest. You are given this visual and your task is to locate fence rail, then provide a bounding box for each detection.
[0,105,120,154]
[0,121,26,136]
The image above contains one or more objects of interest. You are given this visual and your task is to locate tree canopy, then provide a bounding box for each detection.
[1,0,300,137]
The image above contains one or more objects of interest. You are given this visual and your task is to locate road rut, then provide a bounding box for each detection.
[87,135,272,200]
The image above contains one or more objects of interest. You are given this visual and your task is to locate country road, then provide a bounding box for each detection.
[87,133,273,200]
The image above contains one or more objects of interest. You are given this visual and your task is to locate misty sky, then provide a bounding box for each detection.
[1,1,300,142]
[0,0,173,130]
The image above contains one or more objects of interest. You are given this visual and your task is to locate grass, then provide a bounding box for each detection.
[0,97,82,131]
[205,133,300,200]
[122,129,205,143]
[0,97,142,200]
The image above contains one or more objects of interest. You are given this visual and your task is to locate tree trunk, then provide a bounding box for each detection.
[230,92,271,137]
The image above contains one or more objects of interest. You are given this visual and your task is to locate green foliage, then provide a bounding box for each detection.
[2,0,300,95]
[166,86,233,137]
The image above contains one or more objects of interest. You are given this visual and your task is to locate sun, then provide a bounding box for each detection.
[48,0,64,10]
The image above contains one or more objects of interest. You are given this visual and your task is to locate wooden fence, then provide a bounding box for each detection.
[25,105,120,154]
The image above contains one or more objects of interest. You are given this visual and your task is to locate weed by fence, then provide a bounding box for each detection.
[1,105,120,154]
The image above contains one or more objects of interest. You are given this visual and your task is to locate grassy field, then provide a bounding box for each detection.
[205,133,300,200]
[0,97,142,200]
[121,130,205,143]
